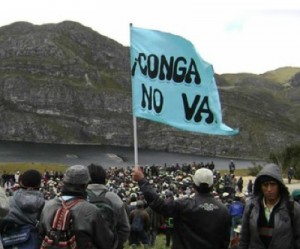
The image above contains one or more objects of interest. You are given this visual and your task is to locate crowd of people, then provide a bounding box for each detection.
[0,160,298,249]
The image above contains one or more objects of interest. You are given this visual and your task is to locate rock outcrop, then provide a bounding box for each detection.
[0,21,299,160]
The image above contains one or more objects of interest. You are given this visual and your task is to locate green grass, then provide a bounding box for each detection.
[262,67,300,84]
[0,162,67,174]
[124,234,167,249]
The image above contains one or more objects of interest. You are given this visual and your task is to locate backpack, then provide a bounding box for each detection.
[40,198,83,249]
[1,223,40,249]
[87,189,115,230]
[131,213,144,232]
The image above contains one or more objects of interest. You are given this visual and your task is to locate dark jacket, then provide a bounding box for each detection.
[87,184,130,249]
[239,163,300,249]
[1,188,44,226]
[145,206,164,231]
[0,188,45,249]
[138,178,231,249]
[129,207,150,231]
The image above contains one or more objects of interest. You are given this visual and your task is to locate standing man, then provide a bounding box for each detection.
[129,200,150,249]
[1,169,45,248]
[237,176,244,193]
[87,163,130,249]
[288,167,295,184]
[229,160,236,174]
[247,179,253,196]
[145,206,163,247]
[164,191,175,248]
[39,165,117,249]
[132,167,231,249]
[239,163,300,249]
[229,194,244,238]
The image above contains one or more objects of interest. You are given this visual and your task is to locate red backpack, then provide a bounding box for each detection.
[40,198,83,249]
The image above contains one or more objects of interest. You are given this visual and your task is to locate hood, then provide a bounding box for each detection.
[253,163,289,198]
[13,188,45,213]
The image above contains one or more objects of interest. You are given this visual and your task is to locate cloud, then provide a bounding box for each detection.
[0,0,299,74]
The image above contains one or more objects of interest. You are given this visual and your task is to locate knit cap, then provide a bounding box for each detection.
[20,169,42,189]
[63,165,91,185]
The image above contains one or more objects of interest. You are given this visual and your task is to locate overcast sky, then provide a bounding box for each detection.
[1,0,299,74]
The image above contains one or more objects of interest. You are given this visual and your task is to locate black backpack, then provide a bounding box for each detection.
[40,198,83,249]
[87,189,116,230]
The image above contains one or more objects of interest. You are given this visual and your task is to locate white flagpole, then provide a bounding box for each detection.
[133,115,139,168]
[130,23,139,168]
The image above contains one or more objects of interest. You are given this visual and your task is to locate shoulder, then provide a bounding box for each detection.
[76,199,98,209]
[12,189,45,208]
[239,197,256,214]
[245,196,259,205]
[195,195,230,211]
[66,199,104,220]
[44,197,59,205]
[105,191,123,208]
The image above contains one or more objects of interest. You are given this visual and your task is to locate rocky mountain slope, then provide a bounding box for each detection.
[0,21,299,160]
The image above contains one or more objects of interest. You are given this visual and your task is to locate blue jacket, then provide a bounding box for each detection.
[229,201,244,217]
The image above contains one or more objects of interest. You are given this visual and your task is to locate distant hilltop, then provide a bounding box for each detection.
[0,21,299,160]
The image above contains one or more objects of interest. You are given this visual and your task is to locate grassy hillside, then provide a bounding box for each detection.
[262,67,300,85]
[0,21,299,160]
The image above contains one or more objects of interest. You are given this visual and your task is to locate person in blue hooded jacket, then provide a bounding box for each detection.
[229,193,244,238]
[0,169,45,248]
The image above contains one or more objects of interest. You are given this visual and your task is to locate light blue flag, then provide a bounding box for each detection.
[130,26,239,136]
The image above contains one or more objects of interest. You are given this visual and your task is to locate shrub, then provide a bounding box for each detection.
[247,163,263,176]
[269,144,300,179]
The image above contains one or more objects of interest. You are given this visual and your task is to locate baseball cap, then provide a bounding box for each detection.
[192,168,213,187]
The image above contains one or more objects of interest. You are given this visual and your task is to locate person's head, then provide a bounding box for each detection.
[63,165,91,186]
[136,200,144,209]
[130,193,137,202]
[62,165,91,197]
[260,177,280,203]
[254,163,289,201]
[87,163,106,184]
[19,169,42,190]
[192,168,214,193]
[165,190,174,199]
